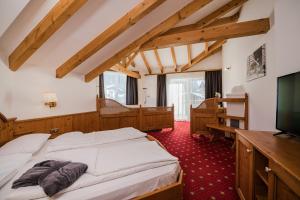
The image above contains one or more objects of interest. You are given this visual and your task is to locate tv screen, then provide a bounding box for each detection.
[276,71,300,136]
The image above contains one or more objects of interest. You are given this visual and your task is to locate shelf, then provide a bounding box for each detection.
[256,169,269,186]
[216,98,246,103]
[256,194,268,200]
[206,124,238,133]
[255,183,268,200]
[217,114,245,120]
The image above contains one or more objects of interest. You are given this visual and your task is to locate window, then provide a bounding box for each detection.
[191,79,205,107]
[167,72,205,121]
[103,71,126,104]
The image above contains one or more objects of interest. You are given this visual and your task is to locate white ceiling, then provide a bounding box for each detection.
[0,0,30,37]
[0,0,232,77]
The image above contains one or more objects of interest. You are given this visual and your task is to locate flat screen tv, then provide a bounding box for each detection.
[276,71,300,136]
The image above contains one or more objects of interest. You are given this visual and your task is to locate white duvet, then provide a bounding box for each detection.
[6,141,178,200]
[47,127,147,152]
[0,153,32,188]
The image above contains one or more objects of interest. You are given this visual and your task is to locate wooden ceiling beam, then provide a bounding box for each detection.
[56,0,166,78]
[142,18,270,50]
[9,0,87,71]
[111,64,141,79]
[140,51,152,74]
[157,0,246,37]
[145,68,221,76]
[159,11,241,39]
[208,8,241,27]
[187,44,192,66]
[181,40,225,72]
[131,60,136,68]
[204,42,209,53]
[125,51,139,68]
[84,0,213,82]
[193,0,246,27]
[154,49,164,73]
[170,47,177,72]
[121,58,127,68]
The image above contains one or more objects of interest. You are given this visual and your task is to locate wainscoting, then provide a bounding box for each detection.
[0,98,174,145]
[14,111,100,136]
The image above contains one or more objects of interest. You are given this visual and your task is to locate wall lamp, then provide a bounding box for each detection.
[43,93,57,108]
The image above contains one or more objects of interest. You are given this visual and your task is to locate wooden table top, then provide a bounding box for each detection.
[236,130,300,182]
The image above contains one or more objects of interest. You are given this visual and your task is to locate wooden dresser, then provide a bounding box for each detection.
[236,130,300,200]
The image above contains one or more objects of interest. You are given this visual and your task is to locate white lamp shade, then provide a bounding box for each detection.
[43,93,57,103]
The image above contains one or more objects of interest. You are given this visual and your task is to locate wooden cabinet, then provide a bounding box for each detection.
[236,130,300,200]
[236,134,254,200]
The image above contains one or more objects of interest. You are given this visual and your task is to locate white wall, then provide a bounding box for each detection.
[222,0,300,131]
[139,51,222,107]
[0,0,99,120]
[0,54,97,120]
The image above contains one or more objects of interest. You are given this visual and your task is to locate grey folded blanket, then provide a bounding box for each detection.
[12,160,88,197]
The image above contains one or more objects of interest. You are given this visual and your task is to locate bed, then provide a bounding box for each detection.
[97,98,174,131]
[0,113,182,200]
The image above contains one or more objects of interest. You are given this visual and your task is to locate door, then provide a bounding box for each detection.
[167,72,205,121]
[236,135,254,200]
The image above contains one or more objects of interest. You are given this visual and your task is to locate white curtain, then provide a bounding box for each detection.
[167,72,205,121]
[103,71,126,104]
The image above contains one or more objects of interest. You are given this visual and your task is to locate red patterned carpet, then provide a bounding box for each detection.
[148,121,239,200]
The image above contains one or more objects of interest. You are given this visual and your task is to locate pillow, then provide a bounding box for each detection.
[0,153,32,188]
[0,134,50,156]
[49,131,84,146]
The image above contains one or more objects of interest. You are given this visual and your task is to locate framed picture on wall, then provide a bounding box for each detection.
[247,44,266,81]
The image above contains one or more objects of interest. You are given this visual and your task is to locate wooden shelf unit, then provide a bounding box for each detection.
[205,94,248,145]
[190,94,248,144]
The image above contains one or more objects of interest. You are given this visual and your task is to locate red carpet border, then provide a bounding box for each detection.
[148,121,239,200]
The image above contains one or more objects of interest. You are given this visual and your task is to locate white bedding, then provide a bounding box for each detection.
[0,131,180,200]
[47,127,147,152]
[0,153,32,188]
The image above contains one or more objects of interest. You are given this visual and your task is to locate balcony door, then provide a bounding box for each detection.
[167,72,205,121]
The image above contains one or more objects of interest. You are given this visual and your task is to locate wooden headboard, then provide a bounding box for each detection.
[0,112,16,145]
[0,111,100,146]
[97,98,174,131]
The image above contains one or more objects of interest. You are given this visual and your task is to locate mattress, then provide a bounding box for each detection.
[0,138,180,200]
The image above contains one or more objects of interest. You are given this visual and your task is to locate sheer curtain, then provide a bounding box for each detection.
[167,72,205,121]
[103,71,126,104]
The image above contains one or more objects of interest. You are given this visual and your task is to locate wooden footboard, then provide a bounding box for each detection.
[133,170,183,200]
[134,135,183,200]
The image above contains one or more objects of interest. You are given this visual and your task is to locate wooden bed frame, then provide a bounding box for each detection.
[97,98,174,131]
[0,112,182,200]
[190,98,221,136]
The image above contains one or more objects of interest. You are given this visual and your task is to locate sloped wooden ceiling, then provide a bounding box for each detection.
[0,0,270,81]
